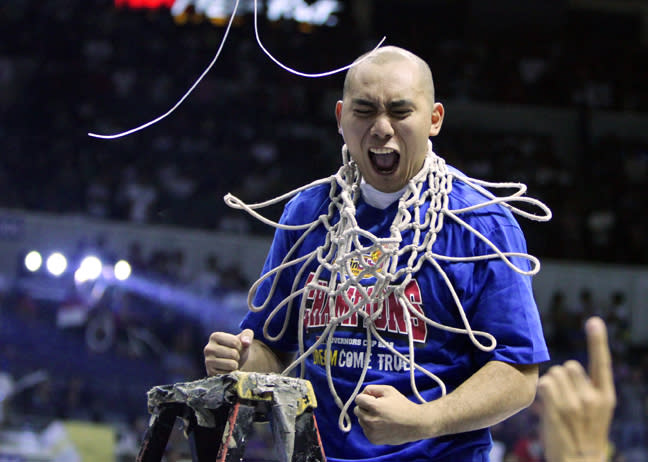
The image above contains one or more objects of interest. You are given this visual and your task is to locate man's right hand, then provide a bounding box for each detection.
[204,329,254,376]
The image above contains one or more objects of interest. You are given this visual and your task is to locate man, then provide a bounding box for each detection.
[205,46,548,461]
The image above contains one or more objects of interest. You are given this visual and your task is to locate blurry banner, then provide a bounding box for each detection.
[114,0,342,26]
[115,0,174,8]
[0,421,114,462]
[170,0,341,26]
[64,421,115,462]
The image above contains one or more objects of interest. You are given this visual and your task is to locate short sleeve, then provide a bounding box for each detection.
[467,222,549,365]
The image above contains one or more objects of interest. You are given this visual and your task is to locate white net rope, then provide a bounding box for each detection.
[224,140,551,431]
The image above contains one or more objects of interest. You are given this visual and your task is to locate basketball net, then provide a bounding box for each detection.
[225,140,551,431]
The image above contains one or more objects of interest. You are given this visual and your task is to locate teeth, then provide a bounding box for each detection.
[369,148,396,154]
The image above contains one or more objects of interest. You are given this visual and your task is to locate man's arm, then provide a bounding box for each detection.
[424,360,538,435]
[240,338,295,373]
[354,360,538,445]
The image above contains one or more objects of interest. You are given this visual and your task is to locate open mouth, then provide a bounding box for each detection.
[369,148,400,174]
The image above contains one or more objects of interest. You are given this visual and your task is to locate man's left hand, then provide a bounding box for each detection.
[354,385,427,445]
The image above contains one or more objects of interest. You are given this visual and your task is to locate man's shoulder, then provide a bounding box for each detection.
[282,182,334,225]
[446,166,492,207]
[445,166,521,232]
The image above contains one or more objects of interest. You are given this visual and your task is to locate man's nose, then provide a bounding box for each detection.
[370,115,394,138]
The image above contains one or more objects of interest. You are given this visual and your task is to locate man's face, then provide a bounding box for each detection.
[336,58,444,193]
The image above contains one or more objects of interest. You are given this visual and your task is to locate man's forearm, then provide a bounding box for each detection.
[240,339,292,374]
[419,361,538,438]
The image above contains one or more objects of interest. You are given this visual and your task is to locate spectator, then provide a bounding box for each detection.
[192,254,223,297]
[605,291,631,358]
[162,324,202,383]
[117,166,158,224]
[538,317,616,462]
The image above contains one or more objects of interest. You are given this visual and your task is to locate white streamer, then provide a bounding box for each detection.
[88,0,386,139]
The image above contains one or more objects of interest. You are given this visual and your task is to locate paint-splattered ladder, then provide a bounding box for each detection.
[136,372,326,462]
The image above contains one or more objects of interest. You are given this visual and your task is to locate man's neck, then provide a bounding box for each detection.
[360,181,407,210]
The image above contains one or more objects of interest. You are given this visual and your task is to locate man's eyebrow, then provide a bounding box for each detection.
[351,98,376,107]
[350,98,415,108]
[387,99,415,109]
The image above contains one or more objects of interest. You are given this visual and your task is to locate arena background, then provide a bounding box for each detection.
[0,0,647,460]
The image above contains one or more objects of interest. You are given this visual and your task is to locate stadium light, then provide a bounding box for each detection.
[46,252,67,277]
[75,255,103,283]
[114,260,132,281]
[24,251,43,272]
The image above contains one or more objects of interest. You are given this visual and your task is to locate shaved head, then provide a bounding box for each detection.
[335,45,445,192]
[343,46,435,106]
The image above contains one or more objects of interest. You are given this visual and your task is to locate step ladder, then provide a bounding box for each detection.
[136,371,326,462]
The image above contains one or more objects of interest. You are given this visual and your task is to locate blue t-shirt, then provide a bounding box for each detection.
[241,170,549,462]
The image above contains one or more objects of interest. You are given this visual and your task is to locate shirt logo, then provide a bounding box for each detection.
[349,248,387,278]
[302,272,428,343]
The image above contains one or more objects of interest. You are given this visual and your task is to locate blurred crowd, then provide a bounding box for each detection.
[1,0,647,460]
[0,0,647,264]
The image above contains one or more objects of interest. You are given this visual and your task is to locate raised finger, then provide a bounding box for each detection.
[585,317,614,394]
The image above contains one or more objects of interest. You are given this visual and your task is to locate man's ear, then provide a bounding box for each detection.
[335,100,343,134]
[428,102,445,137]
